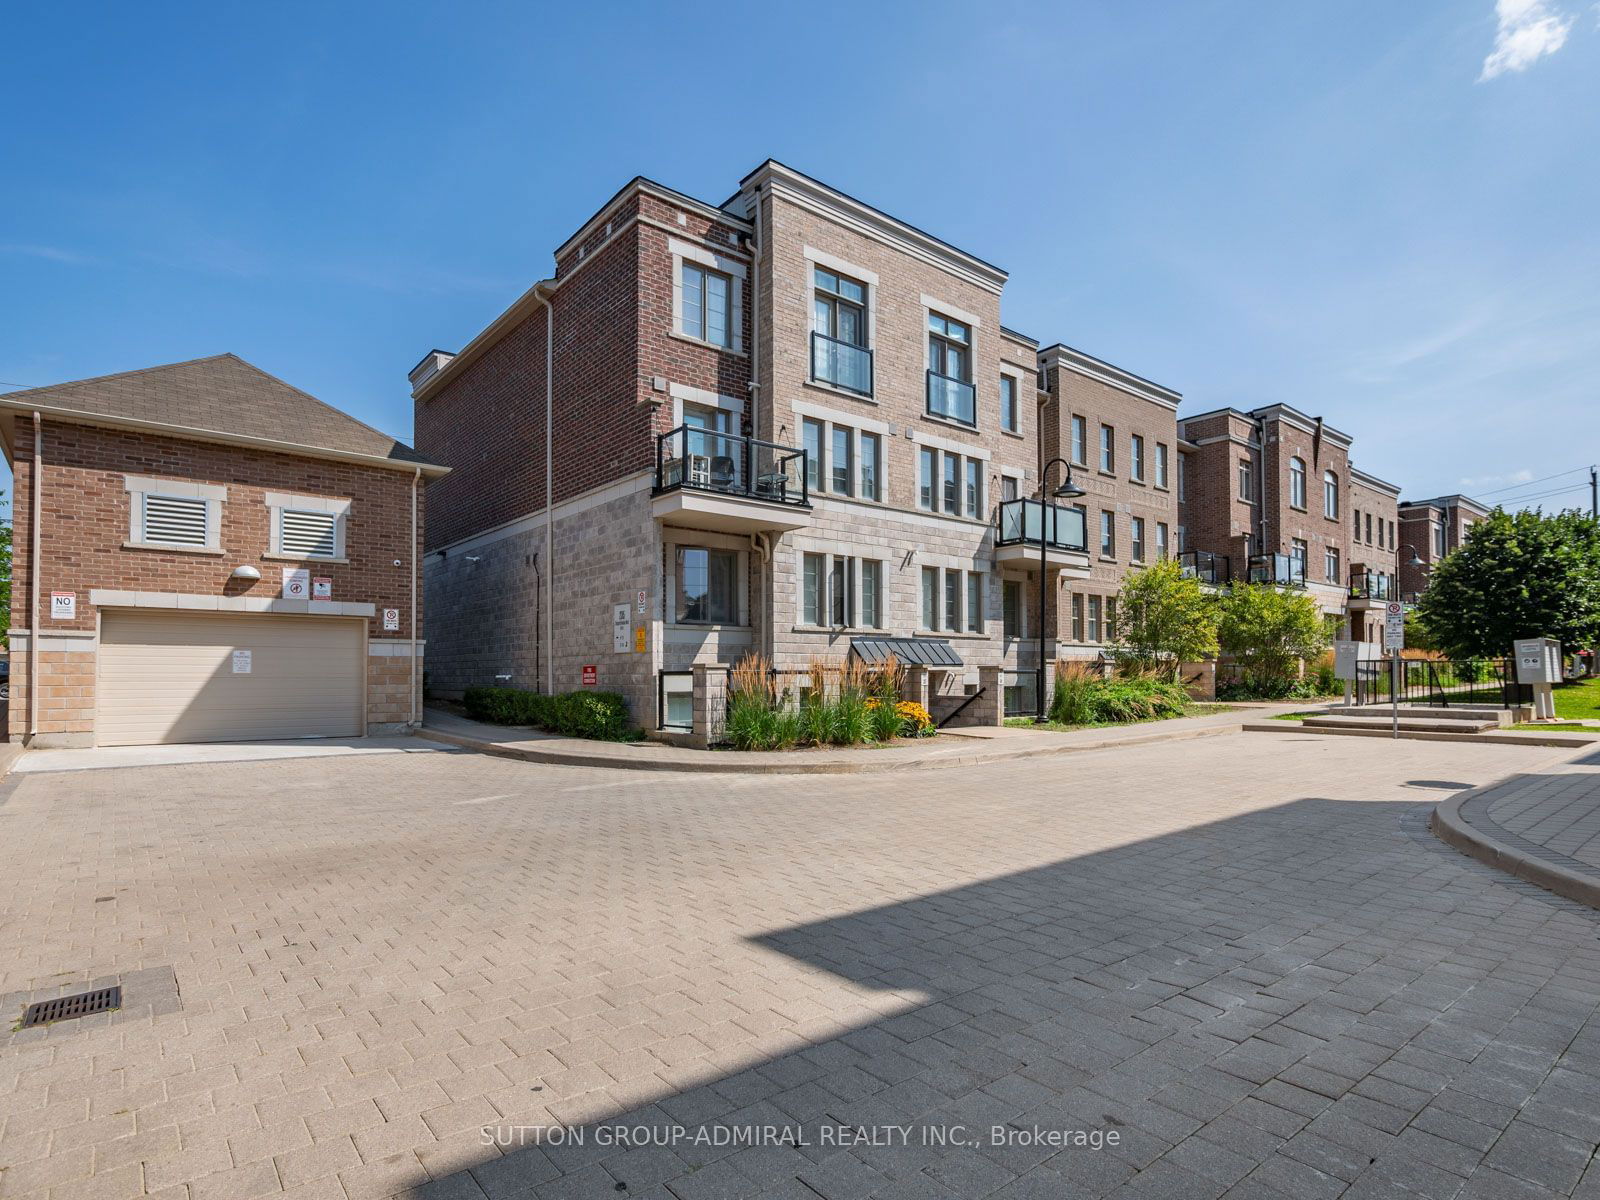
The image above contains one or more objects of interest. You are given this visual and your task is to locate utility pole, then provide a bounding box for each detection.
[1591,465,1597,520]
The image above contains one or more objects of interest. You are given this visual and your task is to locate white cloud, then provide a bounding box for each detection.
[1479,0,1575,80]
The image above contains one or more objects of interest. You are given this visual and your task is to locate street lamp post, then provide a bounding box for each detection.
[1036,457,1086,722]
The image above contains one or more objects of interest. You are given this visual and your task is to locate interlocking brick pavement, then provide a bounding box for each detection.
[1,735,1598,1199]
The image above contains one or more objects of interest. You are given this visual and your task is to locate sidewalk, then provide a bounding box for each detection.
[420,701,1304,774]
[1433,742,1600,908]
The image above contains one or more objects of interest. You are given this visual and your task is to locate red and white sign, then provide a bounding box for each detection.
[50,591,76,620]
[312,576,332,600]
[581,664,598,687]
[382,608,400,632]
[281,567,310,599]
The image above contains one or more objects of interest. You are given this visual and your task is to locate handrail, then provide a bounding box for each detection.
[937,686,987,728]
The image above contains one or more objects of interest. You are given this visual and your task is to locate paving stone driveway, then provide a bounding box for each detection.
[1,734,1598,1200]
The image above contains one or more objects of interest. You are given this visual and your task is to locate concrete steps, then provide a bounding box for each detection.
[1302,714,1499,734]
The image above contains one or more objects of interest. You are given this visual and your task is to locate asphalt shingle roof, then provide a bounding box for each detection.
[0,353,440,470]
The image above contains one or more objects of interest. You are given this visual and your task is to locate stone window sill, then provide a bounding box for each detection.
[122,541,224,557]
[668,331,746,359]
[803,377,876,405]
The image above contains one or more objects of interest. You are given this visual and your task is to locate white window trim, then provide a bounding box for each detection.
[124,475,225,551]
[669,382,745,425]
[805,246,878,399]
[793,404,890,504]
[794,548,885,631]
[265,492,352,561]
[670,237,745,353]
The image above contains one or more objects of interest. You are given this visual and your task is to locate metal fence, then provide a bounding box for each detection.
[1002,669,1039,718]
[1351,657,1530,708]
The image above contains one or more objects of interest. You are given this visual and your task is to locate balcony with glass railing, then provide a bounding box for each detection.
[1178,549,1231,587]
[810,332,873,396]
[994,498,1091,572]
[650,425,813,533]
[1348,570,1394,607]
[926,370,976,425]
[1248,553,1307,587]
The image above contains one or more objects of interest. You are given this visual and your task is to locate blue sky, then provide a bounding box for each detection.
[2,0,1596,512]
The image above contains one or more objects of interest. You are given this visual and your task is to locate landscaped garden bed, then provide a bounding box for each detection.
[722,655,933,751]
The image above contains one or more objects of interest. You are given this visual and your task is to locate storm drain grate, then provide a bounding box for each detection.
[20,986,121,1028]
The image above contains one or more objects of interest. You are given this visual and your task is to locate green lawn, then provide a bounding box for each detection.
[1552,677,1600,721]
[1510,722,1598,733]
[1005,703,1231,733]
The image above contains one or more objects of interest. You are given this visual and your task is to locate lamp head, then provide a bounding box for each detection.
[1052,474,1086,500]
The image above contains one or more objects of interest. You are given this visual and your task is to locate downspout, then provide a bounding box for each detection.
[543,290,555,694]
[410,467,420,728]
[748,186,771,663]
[28,411,40,743]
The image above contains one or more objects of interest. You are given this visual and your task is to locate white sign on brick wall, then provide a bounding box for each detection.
[281,568,310,600]
[50,591,75,620]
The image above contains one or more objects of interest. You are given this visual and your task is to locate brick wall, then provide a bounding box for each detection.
[9,418,423,634]
[1177,410,1258,580]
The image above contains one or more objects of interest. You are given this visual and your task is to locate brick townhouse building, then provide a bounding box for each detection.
[1039,344,1181,661]
[1398,493,1490,598]
[415,161,1122,729]
[3,354,445,747]
[1174,404,1404,643]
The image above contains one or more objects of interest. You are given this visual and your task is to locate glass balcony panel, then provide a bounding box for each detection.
[810,332,873,395]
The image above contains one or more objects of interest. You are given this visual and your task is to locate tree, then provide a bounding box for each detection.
[1416,509,1600,658]
[1214,582,1328,695]
[1109,558,1218,678]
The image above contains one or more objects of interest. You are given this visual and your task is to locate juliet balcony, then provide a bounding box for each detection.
[994,498,1091,573]
[651,425,813,534]
[1178,549,1231,587]
[810,331,873,396]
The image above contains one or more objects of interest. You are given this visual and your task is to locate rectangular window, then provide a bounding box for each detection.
[1072,593,1084,641]
[1155,443,1169,489]
[1178,454,1186,501]
[944,570,960,632]
[279,509,339,558]
[1326,547,1340,583]
[860,560,882,629]
[1291,539,1308,581]
[1324,472,1339,519]
[1088,595,1102,642]
[813,268,866,346]
[1100,425,1114,473]
[1354,508,1362,539]
[1433,522,1445,556]
[1001,475,1019,503]
[830,426,853,496]
[1106,598,1117,640]
[802,553,823,625]
[1003,579,1023,638]
[965,459,981,519]
[1100,511,1115,558]
[676,547,737,624]
[1367,513,1375,545]
[927,313,975,424]
[141,493,210,547]
[943,453,959,515]
[681,262,732,347]
[922,566,938,629]
[1155,522,1169,561]
[802,418,824,493]
[1130,516,1146,563]
[1389,520,1396,547]
[1071,415,1087,465]
[859,432,881,502]
[1238,459,1254,502]
[1000,376,1018,432]
[1176,525,1186,552]
[966,573,982,633]
[919,447,936,510]
[829,556,853,626]
[1131,434,1146,482]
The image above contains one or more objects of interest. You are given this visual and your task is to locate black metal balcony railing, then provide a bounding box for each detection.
[1349,571,1393,600]
[1248,553,1307,587]
[1178,549,1231,586]
[926,370,976,425]
[654,426,809,507]
[996,498,1088,552]
[810,331,873,396]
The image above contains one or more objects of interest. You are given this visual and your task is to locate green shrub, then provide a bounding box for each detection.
[1047,666,1191,726]
[1050,663,1102,726]
[869,696,903,743]
[461,686,636,741]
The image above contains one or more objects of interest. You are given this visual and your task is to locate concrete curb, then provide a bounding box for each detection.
[1243,722,1597,749]
[1432,788,1600,911]
[420,720,1245,775]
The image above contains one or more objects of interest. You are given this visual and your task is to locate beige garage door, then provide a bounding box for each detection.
[98,611,364,746]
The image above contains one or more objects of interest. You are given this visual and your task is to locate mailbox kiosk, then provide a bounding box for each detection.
[1514,637,1563,720]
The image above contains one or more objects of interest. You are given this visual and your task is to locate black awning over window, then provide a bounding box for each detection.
[849,637,963,669]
